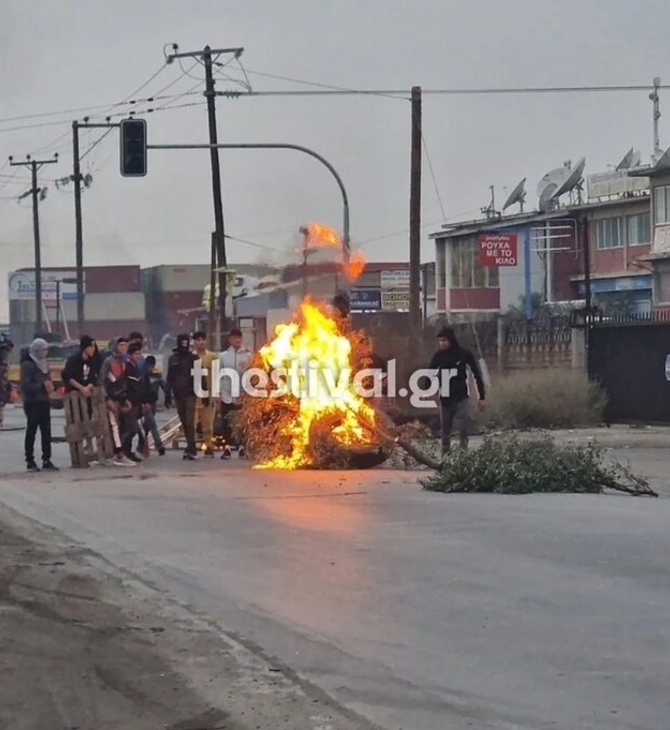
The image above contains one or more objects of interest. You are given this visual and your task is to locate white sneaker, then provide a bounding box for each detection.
[113,455,137,467]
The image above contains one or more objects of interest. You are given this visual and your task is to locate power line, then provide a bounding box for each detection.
[421,132,447,221]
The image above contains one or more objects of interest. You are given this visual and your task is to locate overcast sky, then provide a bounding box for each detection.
[1,0,670,319]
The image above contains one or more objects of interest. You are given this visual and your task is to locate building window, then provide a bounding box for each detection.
[627,212,651,246]
[450,238,499,288]
[595,217,623,250]
[654,185,670,225]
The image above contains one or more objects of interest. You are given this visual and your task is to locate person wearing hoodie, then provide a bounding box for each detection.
[98,336,136,467]
[429,327,485,454]
[20,337,58,471]
[167,333,198,460]
[62,335,100,396]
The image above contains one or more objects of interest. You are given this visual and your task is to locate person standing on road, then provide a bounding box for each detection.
[20,338,58,472]
[0,334,16,433]
[99,337,136,467]
[193,331,218,457]
[219,328,251,459]
[429,327,485,454]
[62,335,100,397]
[141,355,166,456]
[167,334,198,460]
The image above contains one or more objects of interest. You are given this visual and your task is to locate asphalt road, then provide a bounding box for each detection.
[1,406,670,729]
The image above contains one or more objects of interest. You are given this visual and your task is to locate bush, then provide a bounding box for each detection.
[421,435,653,495]
[479,369,606,431]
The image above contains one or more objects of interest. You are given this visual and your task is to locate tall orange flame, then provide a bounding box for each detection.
[300,221,366,282]
[257,298,375,469]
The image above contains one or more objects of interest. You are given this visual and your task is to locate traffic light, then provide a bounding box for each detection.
[120,118,147,177]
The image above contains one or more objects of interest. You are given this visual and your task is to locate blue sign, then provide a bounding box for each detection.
[350,289,381,311]
[578,275,652,295]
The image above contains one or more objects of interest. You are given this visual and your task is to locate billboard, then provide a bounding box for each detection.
[380,269,410,289]
[478,233,518,267]
[350,289,382,311]
[381,290,410,311]
[8,271,80,301]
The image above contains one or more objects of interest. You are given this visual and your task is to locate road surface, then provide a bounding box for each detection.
[1,406,669,729]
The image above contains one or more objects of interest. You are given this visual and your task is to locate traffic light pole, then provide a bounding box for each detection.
[146,142,351,257]
[8,153,59,333]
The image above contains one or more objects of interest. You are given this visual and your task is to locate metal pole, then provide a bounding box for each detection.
[409,86,422,336]
[72,121,85,336]
[582,215,591,316]
[202,46,228,338]
[31,161,43,333]
[55,280,60,335]
[524,227,532,320]
[208,232,217,349]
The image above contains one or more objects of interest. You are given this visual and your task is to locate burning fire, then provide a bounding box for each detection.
[257,298,376,469]
[300,221,366,281]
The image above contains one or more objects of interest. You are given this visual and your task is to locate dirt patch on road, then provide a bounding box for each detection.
[0,504,378,730]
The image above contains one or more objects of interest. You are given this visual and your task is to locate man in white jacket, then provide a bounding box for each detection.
[218,328,252,459]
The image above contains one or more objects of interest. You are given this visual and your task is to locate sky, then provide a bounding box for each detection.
[1,0,670,320]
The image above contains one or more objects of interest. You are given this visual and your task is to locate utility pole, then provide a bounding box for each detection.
[409,86,422,344]
[166,44,244,337]
[70,120,119,337]
[72,121,84,335]
[9,153,59,333]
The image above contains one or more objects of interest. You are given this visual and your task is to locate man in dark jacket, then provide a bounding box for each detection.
[167,333,198,460]
[20,337,58,471]
[429,327,485,454]
[62,335,100,396]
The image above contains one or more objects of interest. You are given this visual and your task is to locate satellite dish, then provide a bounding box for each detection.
[654,144,670,169]
[537,166,570,212]
[616,148,635,170]
[503,177,526,213]
[551,157,586,201]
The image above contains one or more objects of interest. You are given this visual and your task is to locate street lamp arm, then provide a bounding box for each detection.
[147,142,350,253]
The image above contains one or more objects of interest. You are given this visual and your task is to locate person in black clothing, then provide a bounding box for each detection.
[62,335,100,396]
[141,356,166,456]
[429,327,485,454]
[124,342,145,462]
[20,337,58,472]
[167,333,198,460]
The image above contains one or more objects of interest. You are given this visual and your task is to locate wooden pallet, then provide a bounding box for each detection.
[63,388,114,468]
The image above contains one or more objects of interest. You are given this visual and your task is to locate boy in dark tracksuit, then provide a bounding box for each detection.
[167,334,198,460]
[124,343,145,462]
[429,327,485,454]
[98,337,137,466]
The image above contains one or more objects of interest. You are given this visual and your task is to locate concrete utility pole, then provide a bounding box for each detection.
[71,120,119,337]
[72,121,84,335]
[409,86,422,344]
[166,44,244,336]
[9,153,59,333]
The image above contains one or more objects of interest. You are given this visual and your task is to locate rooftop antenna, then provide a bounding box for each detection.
[551,157,586,206]
[480,184,498,220]
[651,76,663,165]
[502,177,526,214]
